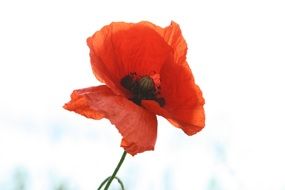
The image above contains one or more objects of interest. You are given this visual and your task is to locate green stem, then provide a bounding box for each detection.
[115,177,125,190]
[104,151,127,190]
[97,177,110,190]
[97,176,125,190]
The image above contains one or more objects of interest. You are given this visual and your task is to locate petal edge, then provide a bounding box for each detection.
[64,85,158,155]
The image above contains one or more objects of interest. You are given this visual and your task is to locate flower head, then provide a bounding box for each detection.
[64,21,205,155]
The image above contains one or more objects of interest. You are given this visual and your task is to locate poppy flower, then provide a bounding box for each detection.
[64,21,205,156]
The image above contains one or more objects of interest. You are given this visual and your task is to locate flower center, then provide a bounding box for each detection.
[121,73,165,106]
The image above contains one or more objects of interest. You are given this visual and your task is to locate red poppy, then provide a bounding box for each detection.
[64,21,205,156]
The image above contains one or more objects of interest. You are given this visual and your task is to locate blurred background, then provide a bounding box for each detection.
[0,0,285,189]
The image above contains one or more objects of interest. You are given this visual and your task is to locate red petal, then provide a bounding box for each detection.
[64,85,157,155]
[138,21,188,65]
[87,22,173,95]
[143,62,205,135]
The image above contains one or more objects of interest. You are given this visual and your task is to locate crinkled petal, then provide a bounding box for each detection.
[87,22,173,96]
[143,62,205,135]
[64,85,157,155]
[138,21,188,65]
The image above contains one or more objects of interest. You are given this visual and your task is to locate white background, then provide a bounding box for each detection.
[0,0,285,189]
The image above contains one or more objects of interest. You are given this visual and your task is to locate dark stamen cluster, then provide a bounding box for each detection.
[121,73,165,106]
